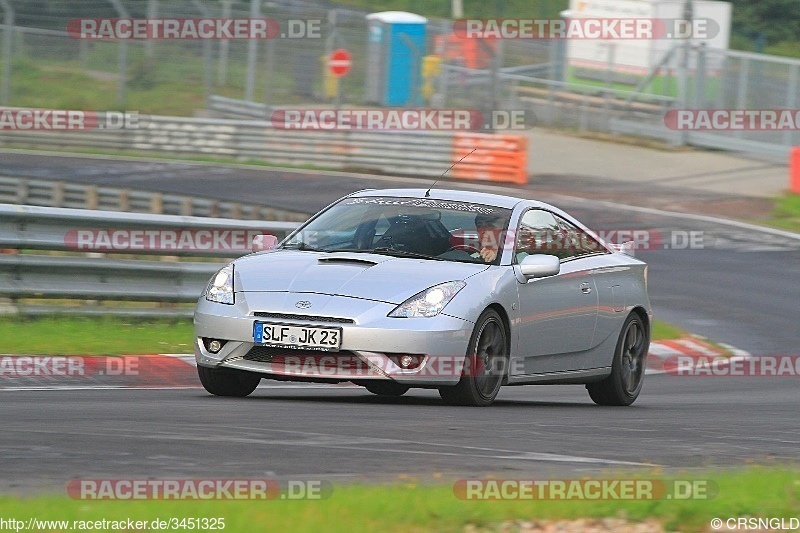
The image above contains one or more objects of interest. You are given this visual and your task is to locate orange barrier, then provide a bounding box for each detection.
[433,35,497,69]
[791,146,800,194]
[450,133,528,185]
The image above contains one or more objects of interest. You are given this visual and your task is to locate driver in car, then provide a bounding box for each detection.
[474,213,505,263]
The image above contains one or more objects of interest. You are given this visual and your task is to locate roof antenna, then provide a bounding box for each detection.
[425,147,477,197]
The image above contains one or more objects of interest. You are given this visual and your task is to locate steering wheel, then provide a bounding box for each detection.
[448,244,481,254]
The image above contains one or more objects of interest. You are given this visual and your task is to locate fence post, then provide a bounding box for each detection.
[244,0,261,101]
[735,57,749,141]
[108,0,130,105]
[218,0,232,86]
[263,38,275,114]
[784,64,798,149]
[145,0,158,65]
[191,0,213,103]
[0,0,14,105]
[694,43,706,108]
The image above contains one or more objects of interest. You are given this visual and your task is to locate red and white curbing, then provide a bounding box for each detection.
[0,354,199,390]
[0,340,752,391]
[646,336,751,375]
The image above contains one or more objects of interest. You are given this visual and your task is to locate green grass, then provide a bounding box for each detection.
[0,468,797,532]
[765,193,800,234]
[650,321,684,341]
[7,59,207,116]
[0,315,194,355]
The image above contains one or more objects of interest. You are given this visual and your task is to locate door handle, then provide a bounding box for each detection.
[580,282,592,294]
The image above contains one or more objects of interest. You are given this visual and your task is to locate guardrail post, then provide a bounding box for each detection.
[52,182,64,207]
[119,190,130,211]
[86,186,99,210]
[151,192,163,214]
[16,179,28,204]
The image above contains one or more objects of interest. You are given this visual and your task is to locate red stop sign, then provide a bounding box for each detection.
[329,49,352,77]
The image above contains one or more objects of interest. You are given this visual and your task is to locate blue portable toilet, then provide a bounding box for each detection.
[365,11,427,106]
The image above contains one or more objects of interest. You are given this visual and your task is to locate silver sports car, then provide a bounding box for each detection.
[194,188,652,406]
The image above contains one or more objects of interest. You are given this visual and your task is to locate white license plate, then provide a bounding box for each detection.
[253,323,341,351]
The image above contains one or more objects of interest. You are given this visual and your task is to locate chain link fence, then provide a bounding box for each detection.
[0,0,798,158]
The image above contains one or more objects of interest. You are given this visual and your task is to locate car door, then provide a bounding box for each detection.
[511,209,599,375]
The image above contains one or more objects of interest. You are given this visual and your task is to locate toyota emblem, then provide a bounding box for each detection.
[295,300,312,309]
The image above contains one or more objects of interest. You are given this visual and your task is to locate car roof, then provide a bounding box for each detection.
[348,188,538,210]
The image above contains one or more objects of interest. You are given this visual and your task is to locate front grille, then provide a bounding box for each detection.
[252,312,355,324]
[243,346,281,363]
[243,347,370,372]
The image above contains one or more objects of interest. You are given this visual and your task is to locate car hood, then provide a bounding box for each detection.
[233,250,489,304]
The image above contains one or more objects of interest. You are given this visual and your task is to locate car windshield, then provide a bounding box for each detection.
[281,196,513,265]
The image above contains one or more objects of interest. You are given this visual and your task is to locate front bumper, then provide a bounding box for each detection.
[194,291,474,386]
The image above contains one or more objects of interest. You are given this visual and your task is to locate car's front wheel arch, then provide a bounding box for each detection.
[439,307,510,406]
[485,303,512,383]
[586,310,650,406]
[631,306,651,338]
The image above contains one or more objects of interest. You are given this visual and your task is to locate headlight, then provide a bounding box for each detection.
[205,264,234,304]
[388,281,466,318]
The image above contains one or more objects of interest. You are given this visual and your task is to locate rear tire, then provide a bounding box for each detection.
[364,382,409,397]
[439,309,508,407]
[197,365,260,397]
[587,312,649,406]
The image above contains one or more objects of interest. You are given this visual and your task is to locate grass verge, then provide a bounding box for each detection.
[0,315,193,355]
[0,315,684,355]
[0,468,797,532]
[764,193,800,234]
[650,321,683,342]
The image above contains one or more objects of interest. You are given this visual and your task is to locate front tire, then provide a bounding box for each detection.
[587,312,649,406]
[197,365,260,397]
[439,309,508,406]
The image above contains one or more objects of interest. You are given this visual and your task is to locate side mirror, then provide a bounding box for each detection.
[519,254,560,279]
[252,234,278,252]
[612,240,636,257]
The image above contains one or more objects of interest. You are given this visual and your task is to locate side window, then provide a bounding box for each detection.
[514,209,565,262]
[555,216,608,258]
[515,210,607,262]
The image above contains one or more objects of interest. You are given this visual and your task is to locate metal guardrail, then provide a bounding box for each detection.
[0,204,302,316]
[207,95,274,119]
[0,175,309,221]
[0,114,461,179]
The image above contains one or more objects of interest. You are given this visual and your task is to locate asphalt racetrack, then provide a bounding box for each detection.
[1,152,798,493]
